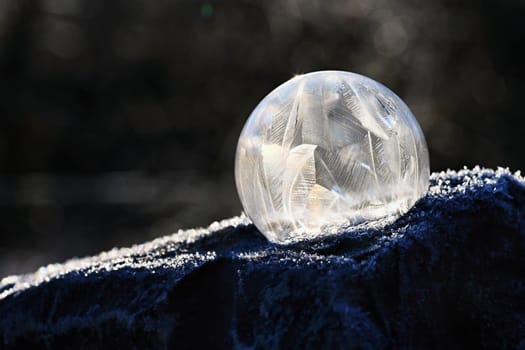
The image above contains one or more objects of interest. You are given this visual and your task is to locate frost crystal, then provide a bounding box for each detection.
[235,71,429,243]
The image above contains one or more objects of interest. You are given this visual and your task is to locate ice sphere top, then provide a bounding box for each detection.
[235,71,429,244]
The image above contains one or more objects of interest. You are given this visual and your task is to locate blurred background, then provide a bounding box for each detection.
[0,0,524,276]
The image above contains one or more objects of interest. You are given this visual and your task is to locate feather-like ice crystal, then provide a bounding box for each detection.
[235,71,429,243]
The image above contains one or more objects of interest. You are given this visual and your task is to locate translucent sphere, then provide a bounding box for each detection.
[235,71,429,244]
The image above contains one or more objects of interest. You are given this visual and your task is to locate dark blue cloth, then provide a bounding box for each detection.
[1,167,524,349]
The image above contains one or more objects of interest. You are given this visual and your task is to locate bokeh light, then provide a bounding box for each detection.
[0,0,524,276]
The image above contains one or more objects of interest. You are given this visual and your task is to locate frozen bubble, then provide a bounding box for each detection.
[235,71,429,243]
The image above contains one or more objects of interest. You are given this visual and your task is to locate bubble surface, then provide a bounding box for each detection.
[235,71,429,243]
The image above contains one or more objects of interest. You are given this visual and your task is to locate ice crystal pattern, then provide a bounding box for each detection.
[235,71,429,243]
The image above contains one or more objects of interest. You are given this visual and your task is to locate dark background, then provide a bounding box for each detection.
[0,0,523,277]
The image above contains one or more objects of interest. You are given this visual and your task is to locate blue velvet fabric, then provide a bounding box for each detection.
[1,168,524,349]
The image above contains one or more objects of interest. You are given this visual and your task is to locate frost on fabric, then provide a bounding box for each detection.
[0,167,524,349]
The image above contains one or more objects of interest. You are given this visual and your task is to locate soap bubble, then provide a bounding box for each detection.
[235,71,429,243]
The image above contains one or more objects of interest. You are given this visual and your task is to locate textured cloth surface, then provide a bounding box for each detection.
[1,168,524,349]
